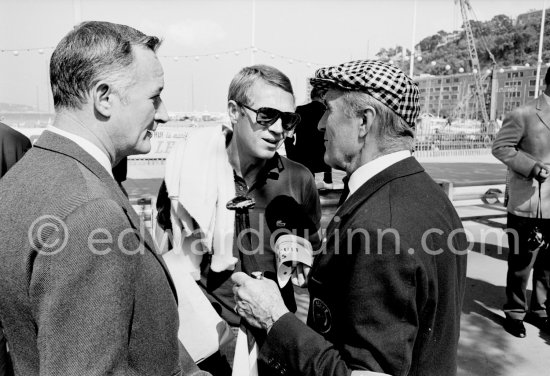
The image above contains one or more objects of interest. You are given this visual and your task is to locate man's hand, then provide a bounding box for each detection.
[531,161,550,183]
[231,272,289,333]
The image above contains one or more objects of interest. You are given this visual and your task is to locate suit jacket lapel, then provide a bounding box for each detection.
[324,157,424,241]
[34,131,178,299]
[536,95,550,132]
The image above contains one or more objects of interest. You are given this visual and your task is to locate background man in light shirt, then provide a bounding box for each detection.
[492,68,550,338]
[0,21,207,376]
[232,60,468,376]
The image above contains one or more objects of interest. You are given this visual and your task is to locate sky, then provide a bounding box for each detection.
[0,0,547,113]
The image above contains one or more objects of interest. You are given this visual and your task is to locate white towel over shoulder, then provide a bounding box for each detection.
[164,124,237,279]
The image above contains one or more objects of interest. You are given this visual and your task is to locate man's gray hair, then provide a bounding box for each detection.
[341,90,415,153]
[228,65,295,106]
[50,21,162,110]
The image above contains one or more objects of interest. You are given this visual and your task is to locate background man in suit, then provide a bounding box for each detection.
[0,21,207,376]
[0,123,31,376]
[0,122,32,178]
[232,60,468,376]
[284,87,333,188]
[492,69,550,338]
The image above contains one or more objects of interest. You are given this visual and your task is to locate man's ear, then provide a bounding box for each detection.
[92,82,114,118]
[358,106,376,138]
[227,100,241,125]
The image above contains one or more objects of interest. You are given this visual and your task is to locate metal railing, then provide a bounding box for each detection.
[413,115,499,158]
[413,131,497,158]
[125,117,500,163]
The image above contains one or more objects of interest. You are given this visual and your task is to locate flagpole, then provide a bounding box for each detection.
[409,0,417,77]
[251,0,256,65]
[535,0,546,98]
[73,0,81,26]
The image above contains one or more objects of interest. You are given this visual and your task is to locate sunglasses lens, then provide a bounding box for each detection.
[282,113,301,131]
[256,107,280,126]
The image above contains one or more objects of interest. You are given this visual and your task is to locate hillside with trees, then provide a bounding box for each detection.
[376,13,550,75]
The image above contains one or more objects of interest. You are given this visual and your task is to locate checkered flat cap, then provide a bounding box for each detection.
[310,60,420,127]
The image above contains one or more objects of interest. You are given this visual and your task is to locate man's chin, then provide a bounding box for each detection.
[324,157,342,171]
[130,142,151,156]
[260,149,276,160]
[138,146,152,155]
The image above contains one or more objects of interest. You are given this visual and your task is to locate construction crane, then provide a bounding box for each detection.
[456,0,496,131]
[451,68,492,120]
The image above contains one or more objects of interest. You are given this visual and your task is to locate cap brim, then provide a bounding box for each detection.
[310,77,354,91]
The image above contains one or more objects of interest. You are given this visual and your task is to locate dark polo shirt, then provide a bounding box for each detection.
[198,153,321,326]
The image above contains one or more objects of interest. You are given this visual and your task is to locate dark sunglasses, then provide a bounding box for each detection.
[236,101,301,132]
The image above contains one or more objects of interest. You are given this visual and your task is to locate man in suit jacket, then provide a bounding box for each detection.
[0,122,32,178]
[492,69,550,338]
[0,123,31,376]
[0,21,207,376]
[232,60,468,376]
[284,87,333,187]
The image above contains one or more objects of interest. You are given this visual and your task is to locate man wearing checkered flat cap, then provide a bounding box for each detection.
[232,60,468,376]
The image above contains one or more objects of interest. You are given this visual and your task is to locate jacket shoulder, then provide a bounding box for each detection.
[507,99,538,118]
[0,148,116,220]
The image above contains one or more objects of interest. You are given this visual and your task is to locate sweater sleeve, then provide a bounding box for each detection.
[492,108,537,177]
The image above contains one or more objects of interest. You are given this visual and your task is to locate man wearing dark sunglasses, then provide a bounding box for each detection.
[158,65,322,375]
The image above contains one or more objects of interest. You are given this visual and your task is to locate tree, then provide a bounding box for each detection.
[491,14,513,33]
[375,11,546,75]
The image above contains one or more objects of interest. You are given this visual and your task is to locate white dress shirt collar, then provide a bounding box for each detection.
[47,126,114,178]
[346,150,411,201]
